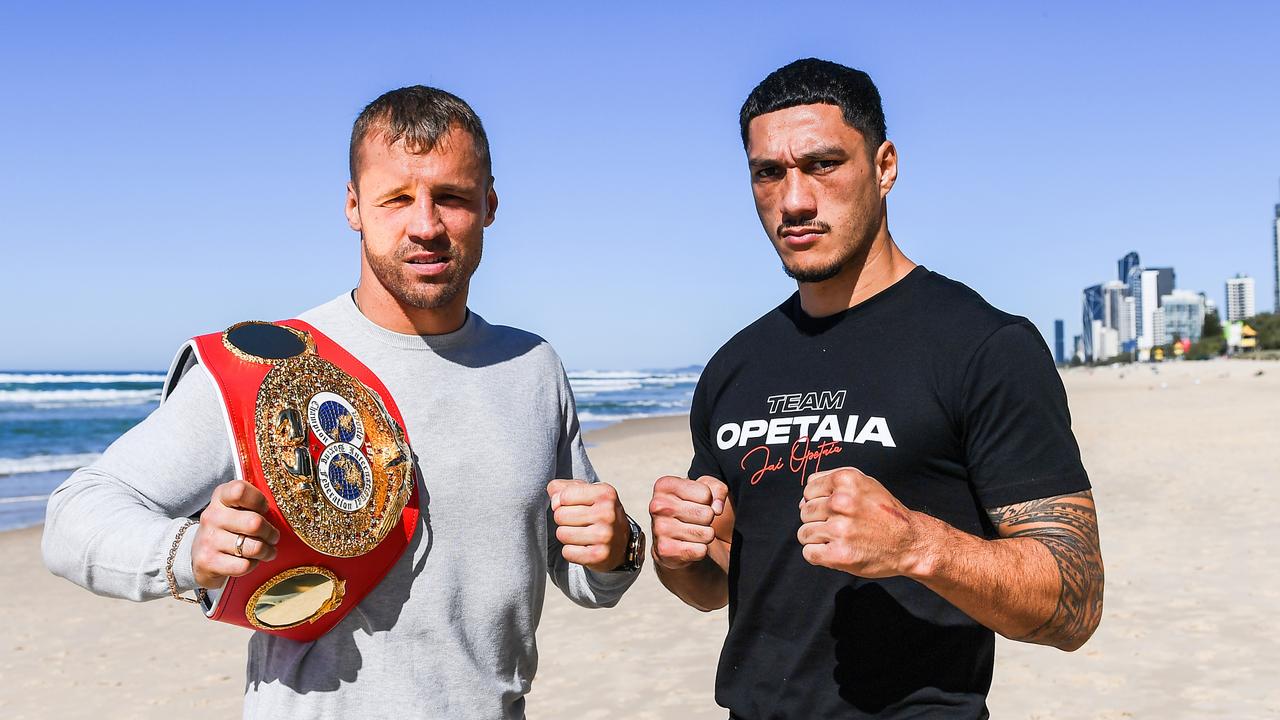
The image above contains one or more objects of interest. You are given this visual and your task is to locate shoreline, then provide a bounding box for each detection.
[0,413,691,535]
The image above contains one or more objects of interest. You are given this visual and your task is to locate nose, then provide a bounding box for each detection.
[407,197,446,241]
[778,170,818,223]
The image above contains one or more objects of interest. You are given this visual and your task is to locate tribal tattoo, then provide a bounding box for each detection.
[987,490,1103,648]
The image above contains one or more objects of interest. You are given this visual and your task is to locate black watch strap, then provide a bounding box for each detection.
[612,515,645,572]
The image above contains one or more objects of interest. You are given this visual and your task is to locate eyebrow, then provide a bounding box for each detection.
[375,185,413,201]
[797,145,848,162]
[374,181,481,202]
[748,144,849,169]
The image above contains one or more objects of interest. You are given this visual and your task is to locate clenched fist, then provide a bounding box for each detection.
[547,479,630,572]
[648,475,728,570]
[191,480,280,589]
[797,467,924,578]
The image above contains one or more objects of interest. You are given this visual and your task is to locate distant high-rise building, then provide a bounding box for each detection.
[1082,284,1104,361]
[1162,290,1206,343]
[1199,292,1216,317]
[1118,251,1140,285]
[1097,326,1120,360]
[1152,307,1168,348]
[1102,280,1126,330]
[1120,296,1137,353]
[1151,267,1175,306]
[1131,269,1160,352]
[1226,274,1256,322]
[1054,319,1065,364]
[1272,188,1279,312]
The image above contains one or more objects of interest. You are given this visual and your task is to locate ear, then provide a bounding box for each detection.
[875,140,898,198]
[345,181,362,232]
[483,177,498,227]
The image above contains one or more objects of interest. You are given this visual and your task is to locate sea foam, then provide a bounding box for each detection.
[0,452,101,477]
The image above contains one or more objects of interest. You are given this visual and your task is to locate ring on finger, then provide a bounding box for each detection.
[234,533,247,558]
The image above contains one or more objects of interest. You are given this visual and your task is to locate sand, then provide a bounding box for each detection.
[1,358,1277,718]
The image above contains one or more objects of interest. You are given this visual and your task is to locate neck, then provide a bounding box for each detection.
[797,223,916,318]
[352,282,469,336]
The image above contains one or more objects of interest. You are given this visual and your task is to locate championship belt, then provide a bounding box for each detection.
[163,320,420,641]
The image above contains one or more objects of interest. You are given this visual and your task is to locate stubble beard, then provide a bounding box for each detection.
[780,232,867,284]
[362,234,484,310]
[778,208,878,284]
[783,255,849,284]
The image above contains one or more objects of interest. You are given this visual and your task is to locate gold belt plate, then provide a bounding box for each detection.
[254,353,414,558]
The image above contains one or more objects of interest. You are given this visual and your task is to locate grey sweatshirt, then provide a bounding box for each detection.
[42,293,639,719]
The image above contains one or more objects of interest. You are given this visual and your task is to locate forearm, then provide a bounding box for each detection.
[548,558,641,609]
[43,467,200,601]
[906,509,1104,651]
[653,542,729,612]
[41,368,231,602]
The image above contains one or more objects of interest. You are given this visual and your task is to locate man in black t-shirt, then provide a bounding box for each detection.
[648,59,1104,719]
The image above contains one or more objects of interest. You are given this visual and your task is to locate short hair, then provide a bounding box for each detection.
[739,58,886,152]
[349,85,492,185]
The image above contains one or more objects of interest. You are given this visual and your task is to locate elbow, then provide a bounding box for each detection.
[582,592,623,610]
[40,489,75,580]
[1055,623,1099,652]
[1057,582,1105,652]
[691,600,727,613]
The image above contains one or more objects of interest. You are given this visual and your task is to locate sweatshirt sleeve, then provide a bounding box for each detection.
[544,363,640,609]
[41,365,236,601]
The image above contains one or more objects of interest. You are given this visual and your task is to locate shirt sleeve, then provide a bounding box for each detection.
[41,364,235,601]
[545,364,640,609]
[687,365,725,482]
[960,321,1091,509]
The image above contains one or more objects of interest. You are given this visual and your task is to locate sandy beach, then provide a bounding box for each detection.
[2,358,1277,718]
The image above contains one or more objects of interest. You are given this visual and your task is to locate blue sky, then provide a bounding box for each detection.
[1,2,1277,370]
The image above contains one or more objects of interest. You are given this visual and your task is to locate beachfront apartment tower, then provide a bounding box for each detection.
[1102,280,1127,331]
[1151,267,1176,306]
[1226,274,1256,322]
[1202,294,1218,320]
[1120,296,1137,352]
[1082,284,1104,361]
[1161,290,1206,343]
[1272,192,1279,312]
[1054,319,1065,364]
[1130,269,1161,353]
[1118,251,1140,285]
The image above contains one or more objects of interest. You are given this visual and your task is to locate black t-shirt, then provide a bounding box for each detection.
[689,267,1091,719]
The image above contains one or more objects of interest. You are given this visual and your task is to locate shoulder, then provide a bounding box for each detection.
[910,269,1042,358]
[913,269,1019,327]
[473,315,565,370]
[295,293,354,330]
[702,296,795,378]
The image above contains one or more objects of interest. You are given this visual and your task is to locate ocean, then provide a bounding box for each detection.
[0,368,699,532]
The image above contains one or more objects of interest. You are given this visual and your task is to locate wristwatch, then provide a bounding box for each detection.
[612,515,646,572]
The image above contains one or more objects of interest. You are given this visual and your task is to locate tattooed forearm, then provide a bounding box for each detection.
[987,490,1104,649]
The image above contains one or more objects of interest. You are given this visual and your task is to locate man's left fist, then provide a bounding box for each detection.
[797,467,925,579]
[548,479,630,572]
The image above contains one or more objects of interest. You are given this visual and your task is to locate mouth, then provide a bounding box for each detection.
[404,253,451,277]
[779,227,826,250]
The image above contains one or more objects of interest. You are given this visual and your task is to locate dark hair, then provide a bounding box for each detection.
[739,58,886,152]
[349,85,491,185]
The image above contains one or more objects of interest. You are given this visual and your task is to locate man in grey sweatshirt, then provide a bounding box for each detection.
[42,85,644,719]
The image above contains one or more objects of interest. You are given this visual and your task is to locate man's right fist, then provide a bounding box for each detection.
[190,480,280,589]
[648,475,729,570]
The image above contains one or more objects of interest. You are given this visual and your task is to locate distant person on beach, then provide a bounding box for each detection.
[42,85,644,718]
[648,58,1104,718]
